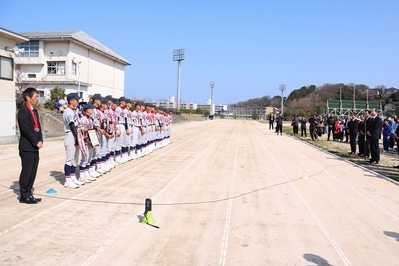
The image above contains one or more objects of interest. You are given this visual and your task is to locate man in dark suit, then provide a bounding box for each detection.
[18,87,43,204]
[359,110,371,158]
[367,108,383,164]
[326,113,336,141]
[269,113,274,130]
[347,113,358,154]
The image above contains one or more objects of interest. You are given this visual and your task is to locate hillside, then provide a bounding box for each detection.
[231,83,395,117]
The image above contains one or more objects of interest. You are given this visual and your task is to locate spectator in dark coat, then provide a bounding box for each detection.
[308,114,318,140]
[347,113,358,154]
[367,108,383,164]
[327,113,336,141]
[291,114,299,135]
[269,113,275,130]
[276,114,283,135]
[299,116,307,137]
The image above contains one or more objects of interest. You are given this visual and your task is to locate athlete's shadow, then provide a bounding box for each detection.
[383,231,399,242]
[50,171,64,185]
[303,253,333,266]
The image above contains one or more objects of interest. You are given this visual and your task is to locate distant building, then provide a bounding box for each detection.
[148,96,227,113]
[15,31,131,102]
[265,106,278,116]
[222,106,266,120]
[370,87,399,97]
[0,27,29,143]
[384,103,396,115]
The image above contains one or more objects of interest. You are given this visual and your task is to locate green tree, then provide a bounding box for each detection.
[44,86,66,110]
[252,110,259,120]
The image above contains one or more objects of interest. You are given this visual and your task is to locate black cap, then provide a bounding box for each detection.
[135,102,142,107]
[83,103,94,111]
[104,95,113,100]
[92,94,102,100]
[119,97,127,102]
[67,93,80,102]
[101,99,108,105]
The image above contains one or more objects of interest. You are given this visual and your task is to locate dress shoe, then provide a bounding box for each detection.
[393,165,399,169]
[369,161,378,165]
[31,196,42,202]
[19,196,38,204]
[348,152,355,155]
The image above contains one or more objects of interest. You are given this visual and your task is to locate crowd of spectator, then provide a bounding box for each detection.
[269,109,398,166]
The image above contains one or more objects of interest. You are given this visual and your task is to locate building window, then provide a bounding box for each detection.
[71,61,77,75]
[27,73,36,78]
[18,41,39,58]
[38,91,45,103]
[47,61,65,75]
[0,56,13,80]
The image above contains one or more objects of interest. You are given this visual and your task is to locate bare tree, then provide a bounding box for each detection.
[15,64,46,109]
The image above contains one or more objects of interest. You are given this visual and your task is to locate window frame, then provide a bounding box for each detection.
[47,61,66,75]
[0,56,14,80]
[17,41,39,58]
[71,61,77,76]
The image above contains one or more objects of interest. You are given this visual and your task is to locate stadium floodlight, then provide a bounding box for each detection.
[210,81,215,115]
[173,49,185,112]
[279,84,286,115]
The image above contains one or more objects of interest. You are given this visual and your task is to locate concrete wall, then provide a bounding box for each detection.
[38,113,64,133]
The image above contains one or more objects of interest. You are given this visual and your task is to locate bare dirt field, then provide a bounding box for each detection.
[1,120,399,266]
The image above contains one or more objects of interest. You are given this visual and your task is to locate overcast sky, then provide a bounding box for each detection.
[2,0,398,105]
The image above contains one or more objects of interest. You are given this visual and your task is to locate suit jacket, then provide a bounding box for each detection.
[348,118,358,134]
[18,105,43,151]
[368,115,383,140]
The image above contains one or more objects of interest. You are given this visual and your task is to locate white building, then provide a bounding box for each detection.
[15,31,131,102]
[0,27,29,143]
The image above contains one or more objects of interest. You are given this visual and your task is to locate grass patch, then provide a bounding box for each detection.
[282,126,399,183]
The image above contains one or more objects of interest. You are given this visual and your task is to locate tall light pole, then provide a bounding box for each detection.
[173,49,185,112]
[279,84,286,115]
[353,83,356,112]
[339,86,343,115]
[209,81,215,115]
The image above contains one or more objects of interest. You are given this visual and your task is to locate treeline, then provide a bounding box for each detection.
[231,83,397,118]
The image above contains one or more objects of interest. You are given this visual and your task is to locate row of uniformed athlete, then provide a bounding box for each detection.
[63,93,173,188]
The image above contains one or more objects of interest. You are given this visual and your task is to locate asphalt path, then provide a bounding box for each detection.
[1,120,398,265]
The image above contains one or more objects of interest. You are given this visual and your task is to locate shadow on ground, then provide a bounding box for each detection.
[303,253,333,266]
[50,171,65,185]
[383,231,399,242]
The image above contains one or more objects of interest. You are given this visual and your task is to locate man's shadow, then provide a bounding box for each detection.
[10,181,21,199]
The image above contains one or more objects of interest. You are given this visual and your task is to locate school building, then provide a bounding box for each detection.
[0,27,29,143]
[15,30,131,103]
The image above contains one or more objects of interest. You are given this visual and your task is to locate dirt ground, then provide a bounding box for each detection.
[1,120,399,266]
